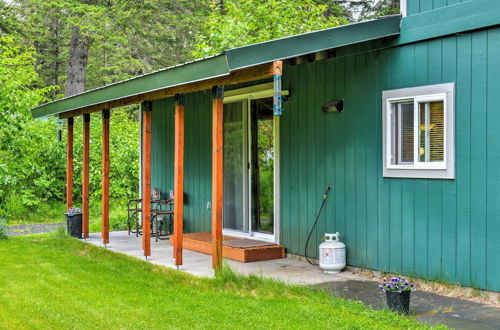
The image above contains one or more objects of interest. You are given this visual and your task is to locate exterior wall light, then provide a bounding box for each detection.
[322,99,344,113]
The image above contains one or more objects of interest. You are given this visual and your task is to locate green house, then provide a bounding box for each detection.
[33,0,500,291]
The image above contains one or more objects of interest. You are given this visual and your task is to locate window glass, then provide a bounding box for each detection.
[418,101,444,162]
[399,102,414,164]
[429,101,445,161]
[391,102,414,165]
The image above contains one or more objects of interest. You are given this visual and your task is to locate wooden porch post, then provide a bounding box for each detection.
[173,94,185,266]
[66,117,74,211]
[211,86,224,271]
[82,114,90,238]
[101,109,110,244]
[142,101,152,257]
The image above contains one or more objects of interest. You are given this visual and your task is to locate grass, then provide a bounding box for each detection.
[3,201,66,225]
[0,231,443,329]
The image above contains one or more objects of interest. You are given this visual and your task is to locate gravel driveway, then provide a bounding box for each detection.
[7,223,65,236]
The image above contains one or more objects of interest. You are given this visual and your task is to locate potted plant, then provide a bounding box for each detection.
[379,276,415,314]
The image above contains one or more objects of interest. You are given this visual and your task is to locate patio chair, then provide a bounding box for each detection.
[127,198,142,237]
[151,189,174,242]
[127,188,173,239]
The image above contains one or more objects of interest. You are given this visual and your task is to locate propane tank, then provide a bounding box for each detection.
[319,233,346,274]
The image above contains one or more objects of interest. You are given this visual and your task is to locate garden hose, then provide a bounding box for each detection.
[305,185,332,266]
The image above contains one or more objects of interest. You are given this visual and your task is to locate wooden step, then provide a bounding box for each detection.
[170,232,285,263]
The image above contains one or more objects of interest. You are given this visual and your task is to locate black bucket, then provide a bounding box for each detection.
[65,213,83,239]
[386,291,411,314]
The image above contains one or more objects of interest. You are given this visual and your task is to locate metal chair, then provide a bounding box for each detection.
[127,188,172,239]
[127,198,142,237]
[151,190,174,242]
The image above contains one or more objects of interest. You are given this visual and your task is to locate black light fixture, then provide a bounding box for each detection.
[322,99,344,113]
[57,119,63,142]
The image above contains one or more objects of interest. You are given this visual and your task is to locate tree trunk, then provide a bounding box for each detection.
[65,26,89,96]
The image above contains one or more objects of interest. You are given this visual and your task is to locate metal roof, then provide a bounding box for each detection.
[225,14,401,70]
[31,15,401,118]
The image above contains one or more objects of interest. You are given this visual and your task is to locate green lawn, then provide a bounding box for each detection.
[0,233,442,329]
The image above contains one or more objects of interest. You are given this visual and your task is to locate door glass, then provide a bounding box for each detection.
[250,98,274,234]
[223,101,247,232]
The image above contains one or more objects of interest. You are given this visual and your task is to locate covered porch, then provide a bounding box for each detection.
[30,15,402,272]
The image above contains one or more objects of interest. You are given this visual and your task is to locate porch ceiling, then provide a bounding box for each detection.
[31,15,401,119]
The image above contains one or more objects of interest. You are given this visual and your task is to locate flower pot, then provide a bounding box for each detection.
[65,212,83,239]
[386,291,411,314]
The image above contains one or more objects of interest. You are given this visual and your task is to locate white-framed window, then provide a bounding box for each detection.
[382,83,455,179]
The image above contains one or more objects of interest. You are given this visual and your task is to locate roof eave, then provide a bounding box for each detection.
[32,55,230,118]
[31,15,401,119]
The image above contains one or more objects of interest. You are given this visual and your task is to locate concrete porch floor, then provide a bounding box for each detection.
[85,231,500,329]
[85,231,363,285]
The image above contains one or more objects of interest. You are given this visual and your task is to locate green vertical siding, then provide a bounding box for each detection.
[407,0,468,15]
[151,91,213,234]
[151,98,174,200]
[150,26,500,292]
[280,27,500,291]
[455,33,472,287]
[486,30,500,290]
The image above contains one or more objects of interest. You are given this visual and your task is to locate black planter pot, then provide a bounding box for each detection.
[65,213,83,239]
[386,291,411,314]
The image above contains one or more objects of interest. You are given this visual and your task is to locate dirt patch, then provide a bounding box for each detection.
[74,245,93,257]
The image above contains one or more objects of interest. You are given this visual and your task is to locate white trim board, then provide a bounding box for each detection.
[382,83,455,179]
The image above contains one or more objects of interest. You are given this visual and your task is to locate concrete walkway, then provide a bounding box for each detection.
[320,280,500,329]
[86,231,500,329]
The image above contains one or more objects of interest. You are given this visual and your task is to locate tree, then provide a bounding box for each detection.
[335,0,400,21]
[10,0,208,97]
[64,0,109,96]
[194,0,349,57]
[0,36,52,132]
[85,0,208,90]
[0,36,142,220]
[0,1,20,35]
[0,36,61,214]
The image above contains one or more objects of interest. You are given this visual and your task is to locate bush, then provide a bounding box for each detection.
[88,202,129,233]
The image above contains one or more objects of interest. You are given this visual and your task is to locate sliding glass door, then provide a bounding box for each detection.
[223,101,248,233]
[250,98,274,235]
[223,96,277,240]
